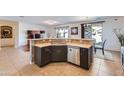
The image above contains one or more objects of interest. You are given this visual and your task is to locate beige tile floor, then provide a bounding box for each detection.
[0,47,123,76]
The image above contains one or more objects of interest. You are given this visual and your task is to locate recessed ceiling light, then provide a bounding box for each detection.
[43,20,58,25]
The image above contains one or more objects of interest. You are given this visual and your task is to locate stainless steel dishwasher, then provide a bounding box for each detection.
[68,46,80,65]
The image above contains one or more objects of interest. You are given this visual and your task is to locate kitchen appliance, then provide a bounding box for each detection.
[68,46,80,65]
[121,46,124,70]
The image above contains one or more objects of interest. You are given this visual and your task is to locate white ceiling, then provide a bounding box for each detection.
[0,16,110,26]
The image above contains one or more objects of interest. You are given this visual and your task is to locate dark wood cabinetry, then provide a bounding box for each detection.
[34,46,67,67]
[34,46,52,67]
[34,45,93,70]
[80,47,93,69]
[42,46,52,65]
[34,46,42,67]
[52,46,67,62]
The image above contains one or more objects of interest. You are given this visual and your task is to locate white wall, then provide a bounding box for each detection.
[18,22,50,46]
[68,23,81,39]
[0,20,18,47]
[1,17,123,51]
[0,20,51,47]
[49,17,124,51]
[50,23,81,39]
[103,17,124,51]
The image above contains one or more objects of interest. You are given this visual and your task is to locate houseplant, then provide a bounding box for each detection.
[113,30,124,46]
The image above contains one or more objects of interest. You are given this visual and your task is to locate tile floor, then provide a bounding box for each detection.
[0,47,123,76]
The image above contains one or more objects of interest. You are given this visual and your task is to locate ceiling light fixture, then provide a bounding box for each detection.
[19,16,25,18]
[43,20,58,25]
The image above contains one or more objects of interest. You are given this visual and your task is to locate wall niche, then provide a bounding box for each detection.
[1,26,13,39]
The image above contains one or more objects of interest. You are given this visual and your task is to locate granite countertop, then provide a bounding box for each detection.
[34,43,92,49]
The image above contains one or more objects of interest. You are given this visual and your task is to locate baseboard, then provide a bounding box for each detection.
[19,45,29,51]
[104,49,120,52]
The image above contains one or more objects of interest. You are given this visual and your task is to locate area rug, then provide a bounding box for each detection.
[94,50,114,62]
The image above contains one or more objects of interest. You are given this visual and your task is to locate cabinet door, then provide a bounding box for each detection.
[52,46,67,62]
[80,48,89,69]
[88,47,93,65]
[34,46,52,67]
[80,47,93,69]
[34,46,42,67]
[41,47,52,65]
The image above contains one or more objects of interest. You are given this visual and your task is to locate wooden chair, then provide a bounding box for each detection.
[94,40,107,55]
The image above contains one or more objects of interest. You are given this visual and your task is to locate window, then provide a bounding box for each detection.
[55,26,69,38]
[92,23,103,44]
[84,24,92,39]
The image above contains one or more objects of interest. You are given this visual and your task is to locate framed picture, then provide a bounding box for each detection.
[71,27,78,35]
[1,26,13,39]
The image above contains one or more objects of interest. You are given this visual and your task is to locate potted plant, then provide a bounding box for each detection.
[113,30,124,46]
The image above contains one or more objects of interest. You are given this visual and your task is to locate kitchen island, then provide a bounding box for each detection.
[29,39,94,70]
